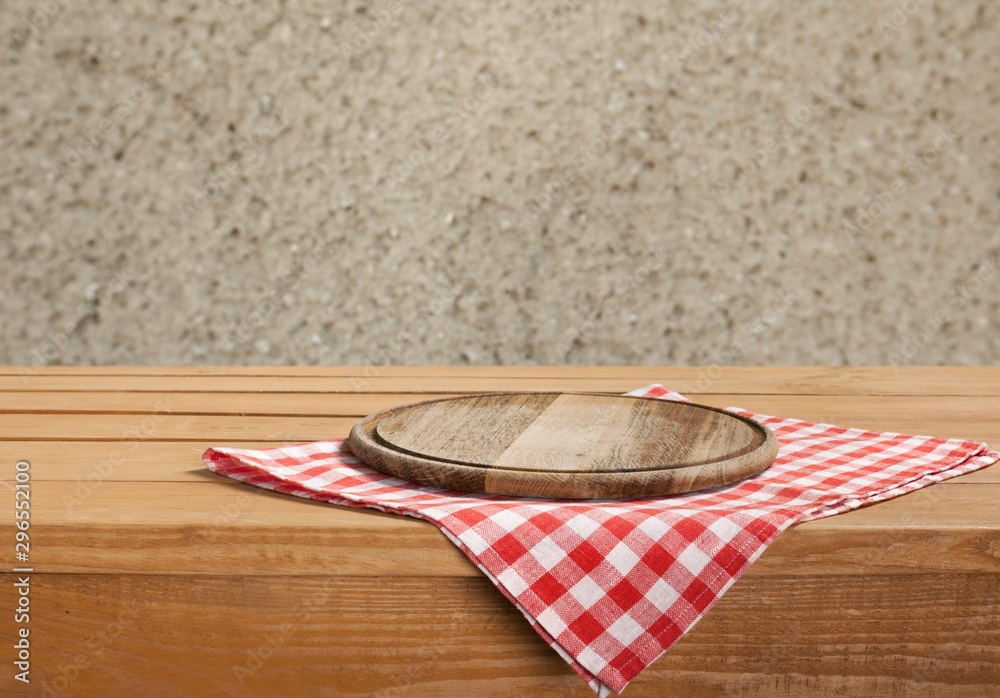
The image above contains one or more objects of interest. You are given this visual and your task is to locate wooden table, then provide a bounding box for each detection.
[2,366,998,696]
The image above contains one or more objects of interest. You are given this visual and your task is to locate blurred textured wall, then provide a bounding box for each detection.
[1,0,998,366]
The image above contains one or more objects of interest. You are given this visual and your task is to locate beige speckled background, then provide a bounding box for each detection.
[2,0,998,366]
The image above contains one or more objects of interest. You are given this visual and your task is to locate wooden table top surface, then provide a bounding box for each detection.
[2,366,998,579]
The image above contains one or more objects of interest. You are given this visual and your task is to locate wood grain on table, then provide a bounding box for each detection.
[0,366,998,697]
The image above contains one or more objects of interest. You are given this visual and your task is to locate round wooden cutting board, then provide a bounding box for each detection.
[347,392,779,499]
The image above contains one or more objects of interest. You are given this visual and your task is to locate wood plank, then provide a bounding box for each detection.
[0,366,538,377]
[0,364,998,390]
[3,480,998,576]
[6,364,987,379]
[3,440,994,484]
[0,441,298,482]
[0,392,997,453]
[0,374,698,394]
[0,413,357,441]
[2,410,998,450]
[0,391,466,415]
[3,571,997,696]
[1,390,999,425]
[2,365,720,377]
[13,479,479,577]
[0,365,797,378]
[708,395,1000,451]
[1,366,999,395]
[0,392,995,485]
[0,366,996,695]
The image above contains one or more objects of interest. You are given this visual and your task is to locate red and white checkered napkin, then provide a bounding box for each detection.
[203,385,997,696]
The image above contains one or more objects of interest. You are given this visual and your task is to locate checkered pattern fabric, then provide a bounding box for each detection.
[202,385,997,696]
